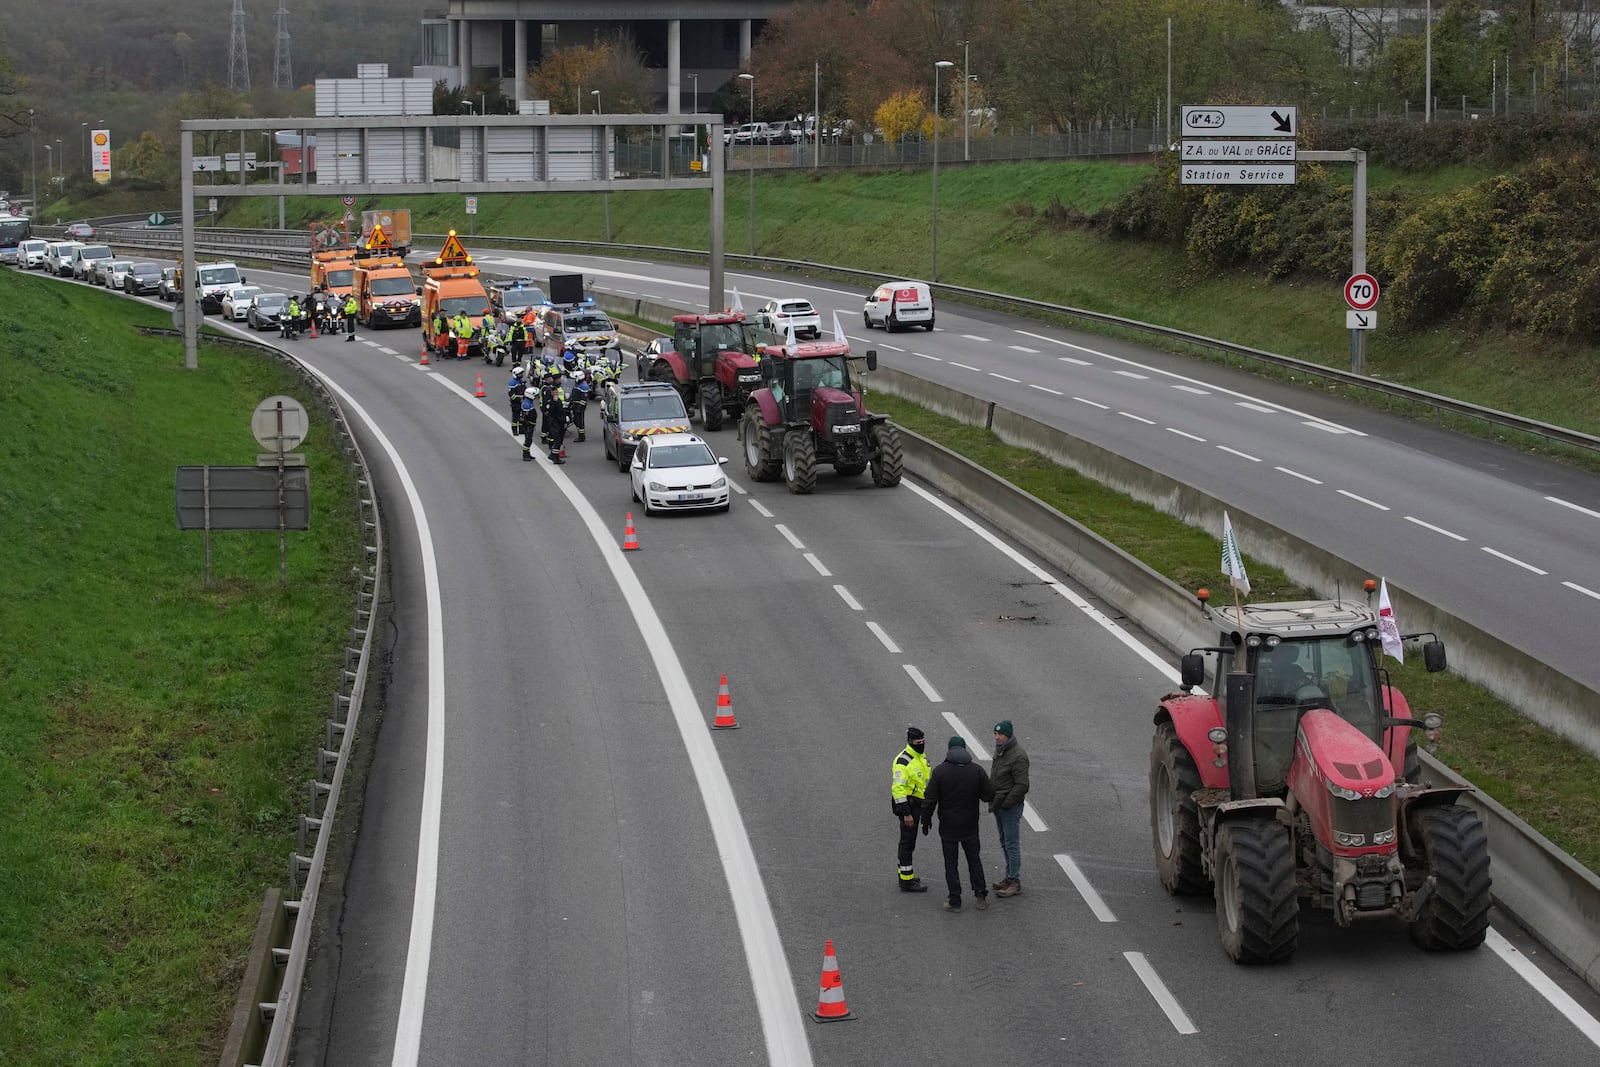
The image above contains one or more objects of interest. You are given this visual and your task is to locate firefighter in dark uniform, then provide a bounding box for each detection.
[891,726,932,892]
[509,317,529,366]
[568,365,591,442]
[544,374,569,463]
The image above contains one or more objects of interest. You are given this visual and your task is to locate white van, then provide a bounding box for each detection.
[70,243,115,281]
[45,241,84,276]
[18,238,51,269]
[863,280,934,332]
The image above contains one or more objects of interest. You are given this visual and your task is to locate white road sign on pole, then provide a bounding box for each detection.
[1181,140,1297,161]
[465,196,479,215]
[1180,164,1296,186]
[1181,105,1297,138]
[1346,310,1377,330]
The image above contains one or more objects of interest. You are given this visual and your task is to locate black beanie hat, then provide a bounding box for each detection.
[907,726,925,743]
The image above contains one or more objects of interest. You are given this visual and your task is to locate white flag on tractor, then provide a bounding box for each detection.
[1377,578,1404,663]
[1220,511,1251,596]
[832,309,847,343]
[785,321,797,347]
[730,286,744,312]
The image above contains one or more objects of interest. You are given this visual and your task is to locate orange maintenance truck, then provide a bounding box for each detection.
[419,231,490,358]
[352,221,419,328]
[311,246,358,301]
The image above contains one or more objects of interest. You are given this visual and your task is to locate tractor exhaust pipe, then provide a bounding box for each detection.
[1225,670,1257,800]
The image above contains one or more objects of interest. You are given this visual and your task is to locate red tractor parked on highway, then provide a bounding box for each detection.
[648,312,764,431]
[1151,590,1491,963]
[738,340,904,494]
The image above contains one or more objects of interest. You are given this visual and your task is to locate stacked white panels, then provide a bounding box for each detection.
[314,128,428,184]
[315,78,432,117]
[547,128,613,182]
[356,63,390,79]
[517,100,552,115]
[485,127,541,181]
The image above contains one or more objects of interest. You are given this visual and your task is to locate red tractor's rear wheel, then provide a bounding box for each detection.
[742,406,780,482]
[1406,804,1491,951]
[1150,723,1207,895]
[1213,819,1300,964]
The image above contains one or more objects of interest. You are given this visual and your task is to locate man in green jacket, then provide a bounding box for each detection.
[990,719,1030,898]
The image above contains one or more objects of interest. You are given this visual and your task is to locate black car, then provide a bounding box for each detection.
[123,262,163,296]
[634,336,678,381]
[247,293,291,330]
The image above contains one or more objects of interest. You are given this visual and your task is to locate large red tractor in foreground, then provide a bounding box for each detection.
[738,340,903,494]
[1151,591,1491,963]
[649,313,764,431]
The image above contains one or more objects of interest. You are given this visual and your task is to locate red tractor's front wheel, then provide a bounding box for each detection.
[783,432,817,494]
[1213,819,1300,965]
[1406,804,1491,951]
[868,422,903,487]
[700,379,725,431]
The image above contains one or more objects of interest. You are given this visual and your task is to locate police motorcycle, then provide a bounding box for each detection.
[280,297,303,340]
[482,324,511,367]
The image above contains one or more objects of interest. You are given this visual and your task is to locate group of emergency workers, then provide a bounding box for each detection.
[506,346,620,464]
[280,287,358,341]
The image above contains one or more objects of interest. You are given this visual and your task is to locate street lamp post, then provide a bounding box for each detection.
[43,143,52,203]
[29,109,37,213]
[81,122,88,175]
[54,139,63,189]
[932,60,953,283]
[739,72,754,255]
[959,40,970,162]
[689,73,698,115]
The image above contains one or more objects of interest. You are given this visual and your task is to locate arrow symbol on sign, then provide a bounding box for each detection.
[1271,110,1293,133]
[1356,313,1370,328]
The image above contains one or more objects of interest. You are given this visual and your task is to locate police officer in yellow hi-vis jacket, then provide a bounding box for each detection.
[891,726,932,892]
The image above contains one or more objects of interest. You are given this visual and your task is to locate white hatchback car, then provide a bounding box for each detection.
[629,433,730,515]
[863,280,935,332]
[756,297,822,341]
[221,286,264,321]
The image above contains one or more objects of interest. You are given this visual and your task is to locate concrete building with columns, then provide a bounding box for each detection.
[417,1,792,115]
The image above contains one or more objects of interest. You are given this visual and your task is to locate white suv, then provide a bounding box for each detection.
[863,281,934,332]
[756,297,822,341]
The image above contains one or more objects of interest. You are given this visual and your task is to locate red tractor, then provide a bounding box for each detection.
[1151,590,1491,963]
[648,313,764,431]
[738,340,904,494]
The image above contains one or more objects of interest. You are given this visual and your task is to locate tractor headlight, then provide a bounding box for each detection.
[1207,727,1228,743]
[1372,782,1395,799]
[1327,783,1363,801]
[1334,831,1366,847]
[1372,828,1396,845]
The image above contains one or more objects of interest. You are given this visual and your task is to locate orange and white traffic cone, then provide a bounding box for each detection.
[309,314,318,339]
[811,940,854,1022]
[419,340,430,366]
[474,372,486,398]
[622,512,639,552]
[711,672,738,729]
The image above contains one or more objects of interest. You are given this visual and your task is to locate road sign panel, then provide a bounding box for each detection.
[1181,139,1297,161]
[1345,273,1380,311]
[1346,310,1378,330]
[1182,106,1296,138]
[465,196,479,215]
[1180,164,1296,186]
[342,194,357,207]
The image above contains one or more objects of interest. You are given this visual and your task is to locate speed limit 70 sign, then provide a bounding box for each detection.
[1344,273,1380,311]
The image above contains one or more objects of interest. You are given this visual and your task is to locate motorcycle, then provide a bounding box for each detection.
[482,327,510,367]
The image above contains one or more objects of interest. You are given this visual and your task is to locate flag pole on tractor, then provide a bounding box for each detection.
[1221,511,1251,617]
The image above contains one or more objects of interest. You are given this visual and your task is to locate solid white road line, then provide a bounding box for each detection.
[834,585,863,610]
[866,621,901,653]
[1073,397,1110,410]
[1166,428,1206,443]
[1217,445,1261,463]
[1337,489,1390,510]
[1028,384,1064,396]
[1486,928,1600,1048]
[749,499,774,518]
[1546,495,1600,520]
[1481,546,1548,575]
[906,481,1179,685]
[903,665,944,702]
[803,552,832,576]
[1123,953,1199,1035]
[378,346,399,355]
[775,523,806,550]
[1274,465,1322,485]
[1563,581,1600,602]
[1118,412,1156,425]
[1404,515,1468,541]
[1054,855,1117,922]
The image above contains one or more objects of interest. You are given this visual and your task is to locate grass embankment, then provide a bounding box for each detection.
[0,272,364,1062]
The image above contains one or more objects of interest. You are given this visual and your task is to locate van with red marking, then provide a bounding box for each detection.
[862,280,934,332]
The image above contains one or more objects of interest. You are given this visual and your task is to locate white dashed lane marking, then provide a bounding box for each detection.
[1028,384,1064,396]
[1337,489,1389,511]
[1217,445,1261,462]
[1275,466,1322,485]
[834,585,863,610]
[1113,370,1149,380]
[1405,516,1467,541]
[1118,412,1156,425]
[1481,546,1547,575]
[1167,428,1206,443]
[1074,397,1110,410]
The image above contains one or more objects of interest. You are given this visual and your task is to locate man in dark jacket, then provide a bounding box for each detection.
[990,718,1031,898]
[921,736,995,912]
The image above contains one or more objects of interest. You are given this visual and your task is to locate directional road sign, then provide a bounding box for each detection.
[1181,139,1297,161]
[1182,106,1297,138]
[1180,164,1296,186]
[1344,273,1380,311]
[1346,310,1378,330]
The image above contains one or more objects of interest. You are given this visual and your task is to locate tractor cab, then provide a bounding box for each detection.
[759,341,873,427]
[672,313,755,378]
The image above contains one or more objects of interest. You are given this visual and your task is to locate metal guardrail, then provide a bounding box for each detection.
[103,223,1600,459]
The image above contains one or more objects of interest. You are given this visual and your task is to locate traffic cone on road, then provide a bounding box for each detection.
[309,314,318,339]
[711,673,739,729]
[811,940,854,1022]
[419,340,430,366]
[622,512,639,552]
[474,372,486,398]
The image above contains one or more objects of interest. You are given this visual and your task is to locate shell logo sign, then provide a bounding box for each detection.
[92,129,111,185]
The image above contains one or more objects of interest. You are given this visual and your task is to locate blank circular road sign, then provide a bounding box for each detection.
[252,395,310,453]
[1345,273,1380,311]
